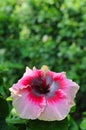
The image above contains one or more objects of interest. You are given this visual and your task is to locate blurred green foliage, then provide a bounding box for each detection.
[0,0,86,129]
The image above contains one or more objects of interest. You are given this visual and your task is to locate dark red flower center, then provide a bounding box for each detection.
[30,75,49,94]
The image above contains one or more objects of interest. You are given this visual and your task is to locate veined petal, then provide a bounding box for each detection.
[12,88,46,119]
[23,67,33,77]
[9,67,33,91]
[38,90,71,121]
[63,79,79,101]
[52,72,79,102]
[10,67,42,91]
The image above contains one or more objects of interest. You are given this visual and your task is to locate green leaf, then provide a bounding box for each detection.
[0,96,10,130]
[29,118,68,130]
[6,108,26,125]
[6,96,12,101]
[68,118,78,130]
[0,119,8,130]
[7,125,18,130]
[0,119,18,130]
[6,108,26,124]
[70,105,76,113]
[0,96,9,118]
[80,118,86,130]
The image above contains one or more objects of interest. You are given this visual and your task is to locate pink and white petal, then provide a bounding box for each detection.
[46,71,67,87]
[54,72,66,79]
[46,71,64,85]
[12,88,46,119]
[9,67,33,91]
[23,67,33,77]
[17,67,34,86]
[63,79,79,101]
[38,90,71,121]
[47,71,66,79]
[46,71,53,86]
[53,73,67,88]
[52,72,79,102]
[10,68,43,92]
[9,78,30,91]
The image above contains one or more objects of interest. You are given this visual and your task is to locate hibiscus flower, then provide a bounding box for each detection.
[9,65,79,121]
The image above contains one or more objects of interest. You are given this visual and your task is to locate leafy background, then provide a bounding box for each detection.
[0,0,86,130]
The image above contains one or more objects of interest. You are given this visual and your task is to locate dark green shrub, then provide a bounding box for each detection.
[0,0,86,129]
